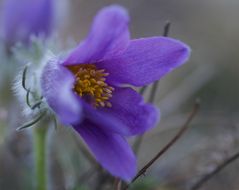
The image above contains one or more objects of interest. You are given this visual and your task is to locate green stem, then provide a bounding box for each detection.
[34,126,48,190]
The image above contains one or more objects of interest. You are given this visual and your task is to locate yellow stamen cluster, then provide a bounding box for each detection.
[67,64,114,108]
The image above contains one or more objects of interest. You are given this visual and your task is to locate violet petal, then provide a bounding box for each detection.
[101,87,159,136]
[41,60,82,125]
[64,5,130,65]
[81,101,131,135]
[100,37,191,86]
[73,120,136,181]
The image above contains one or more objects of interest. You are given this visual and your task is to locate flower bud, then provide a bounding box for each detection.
[1,0,54,46]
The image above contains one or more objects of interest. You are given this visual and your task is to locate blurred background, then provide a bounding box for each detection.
[0,0,239,190]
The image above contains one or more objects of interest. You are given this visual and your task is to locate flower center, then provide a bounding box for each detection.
[67,64,114,108]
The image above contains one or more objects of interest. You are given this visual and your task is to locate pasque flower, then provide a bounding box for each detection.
[1,0,54,46]
[40,5,190,181]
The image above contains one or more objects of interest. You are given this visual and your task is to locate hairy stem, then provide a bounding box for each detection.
[34,126,48,190]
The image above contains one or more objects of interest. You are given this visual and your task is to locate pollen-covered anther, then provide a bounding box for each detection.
[67,64,114,108]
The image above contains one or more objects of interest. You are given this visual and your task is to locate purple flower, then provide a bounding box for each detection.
[41,5,190,181]
[1,0,54,46]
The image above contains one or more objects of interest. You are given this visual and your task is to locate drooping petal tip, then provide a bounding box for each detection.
[74,121,137,181]
[166,36,191,67]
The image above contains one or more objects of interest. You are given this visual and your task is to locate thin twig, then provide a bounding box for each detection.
[124,100,200,190]
[114,178,122,190]
[148,21,171,103]
[132,87,148,156]
[190,150,239,190]
[148,81,159,103]
[133,87,147,155]
[133,21,172,154]
[123,21,172,189]
[163,21,171,37]
[133,135,144,156]
[95,170,113,190]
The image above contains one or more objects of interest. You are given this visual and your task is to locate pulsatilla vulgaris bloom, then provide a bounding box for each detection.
[1,0,54,46]
[41,5,190,180]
